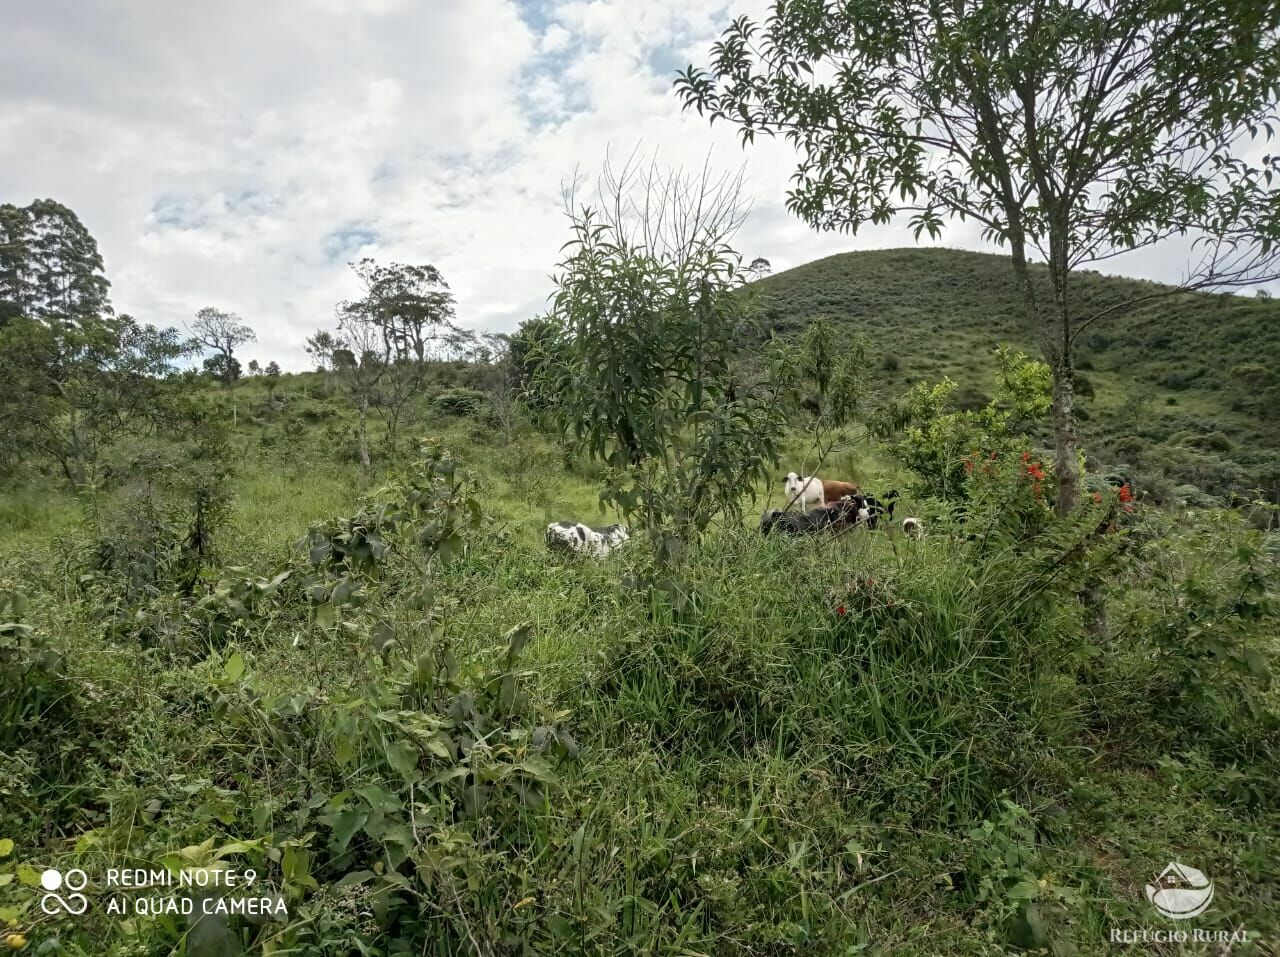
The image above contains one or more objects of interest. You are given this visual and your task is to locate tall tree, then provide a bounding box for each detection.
[190,307,256,388]
[190,307,255,426]
[677,0,1280,512]
[305,330,342,372]
[331,317,383,472]
[337,259,465,455]
[344,258,457,363]
[0,199,112,326]
[507,316,562,412]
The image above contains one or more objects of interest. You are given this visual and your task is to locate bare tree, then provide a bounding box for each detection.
[565,147,752,276]
[190,308,256,386]
[474,332,521,443]
[331,316,382,473]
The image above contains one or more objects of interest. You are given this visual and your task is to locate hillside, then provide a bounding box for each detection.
[754,248,1280,500]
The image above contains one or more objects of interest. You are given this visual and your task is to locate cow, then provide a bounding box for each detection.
[902,517,926,540]
[545,521,630,558]
[834,490,900,530]
[783,472,825,509]
[821,479,862,503]
[761,497,862,536]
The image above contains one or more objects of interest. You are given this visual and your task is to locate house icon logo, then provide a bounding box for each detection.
[1145,862,1214,920]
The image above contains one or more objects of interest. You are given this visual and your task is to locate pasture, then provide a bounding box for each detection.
[2,371,1277,956]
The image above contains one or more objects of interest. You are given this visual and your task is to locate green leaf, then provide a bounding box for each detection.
[223,652,245,682]
[385,740,419,779]
[332,869,376,891]
[315,603,335,629]
[1007,880,1041,901]
[323,809,369,852]
[504,623,533,661]
[370,621,396,655]
[0,838,13,858]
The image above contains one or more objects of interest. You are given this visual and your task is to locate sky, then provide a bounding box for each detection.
[3,0,1276,370]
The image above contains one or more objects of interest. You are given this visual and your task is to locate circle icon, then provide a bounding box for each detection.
[40,869,62,891]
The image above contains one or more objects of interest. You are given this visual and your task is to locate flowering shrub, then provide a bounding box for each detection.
[888,348,1052,501]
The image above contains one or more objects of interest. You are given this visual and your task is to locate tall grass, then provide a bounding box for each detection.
[1,412,1277,955]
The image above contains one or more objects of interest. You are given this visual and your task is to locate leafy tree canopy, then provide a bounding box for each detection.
[0,198,112,325]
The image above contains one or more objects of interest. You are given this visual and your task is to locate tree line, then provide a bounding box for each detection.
[0,198,529,487]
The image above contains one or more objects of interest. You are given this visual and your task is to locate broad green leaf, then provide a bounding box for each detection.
[223,652,245,682]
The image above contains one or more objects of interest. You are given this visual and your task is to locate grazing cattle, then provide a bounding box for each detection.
[902,517,926,540]
[783,472,825,509]
[835,490,900,529]
[860,490,899,529]
[761,497,862,536]
[546,521,630,558]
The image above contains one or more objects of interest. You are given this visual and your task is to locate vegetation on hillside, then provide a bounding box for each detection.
[679,0,1280,514]
[753,248,1280,504]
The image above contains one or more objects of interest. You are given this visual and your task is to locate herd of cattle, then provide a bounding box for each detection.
[545,471,924,557]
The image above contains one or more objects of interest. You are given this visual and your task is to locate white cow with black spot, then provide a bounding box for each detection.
[545,521,630,558]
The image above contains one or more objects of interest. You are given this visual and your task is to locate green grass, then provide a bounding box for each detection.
[1,391,1277,955]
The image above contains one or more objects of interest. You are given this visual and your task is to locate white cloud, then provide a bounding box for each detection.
[1,0,1274,370]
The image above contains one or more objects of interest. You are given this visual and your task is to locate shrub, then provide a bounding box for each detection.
[432,388,488,417]
[0,589,75,753]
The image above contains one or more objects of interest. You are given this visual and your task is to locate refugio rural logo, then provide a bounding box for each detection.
[1110,861,1251,948]
[1145,862,1214,920]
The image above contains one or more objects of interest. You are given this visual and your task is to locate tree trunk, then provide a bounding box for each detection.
[357,394,371,472]
[1047,345,1081,516]
[66,408,89,489]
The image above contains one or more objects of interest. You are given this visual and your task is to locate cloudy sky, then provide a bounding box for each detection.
[3,0,1275,370]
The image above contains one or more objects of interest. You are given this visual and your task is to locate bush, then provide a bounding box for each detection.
[432,388,488,417]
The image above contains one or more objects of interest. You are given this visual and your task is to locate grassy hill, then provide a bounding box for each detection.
[753,248,1280,500]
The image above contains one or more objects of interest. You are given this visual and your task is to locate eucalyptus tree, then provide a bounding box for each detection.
[345,258,457,364]
[677,0,1280,512]
[0,199,111,326]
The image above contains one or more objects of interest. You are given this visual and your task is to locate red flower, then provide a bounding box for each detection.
[1117,483,1133,503]
[1092,492,1103,504]
[1021,451,1031,463]
[1026,462,1046,481]
[964,459,974,474]
[836,605,847,617]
